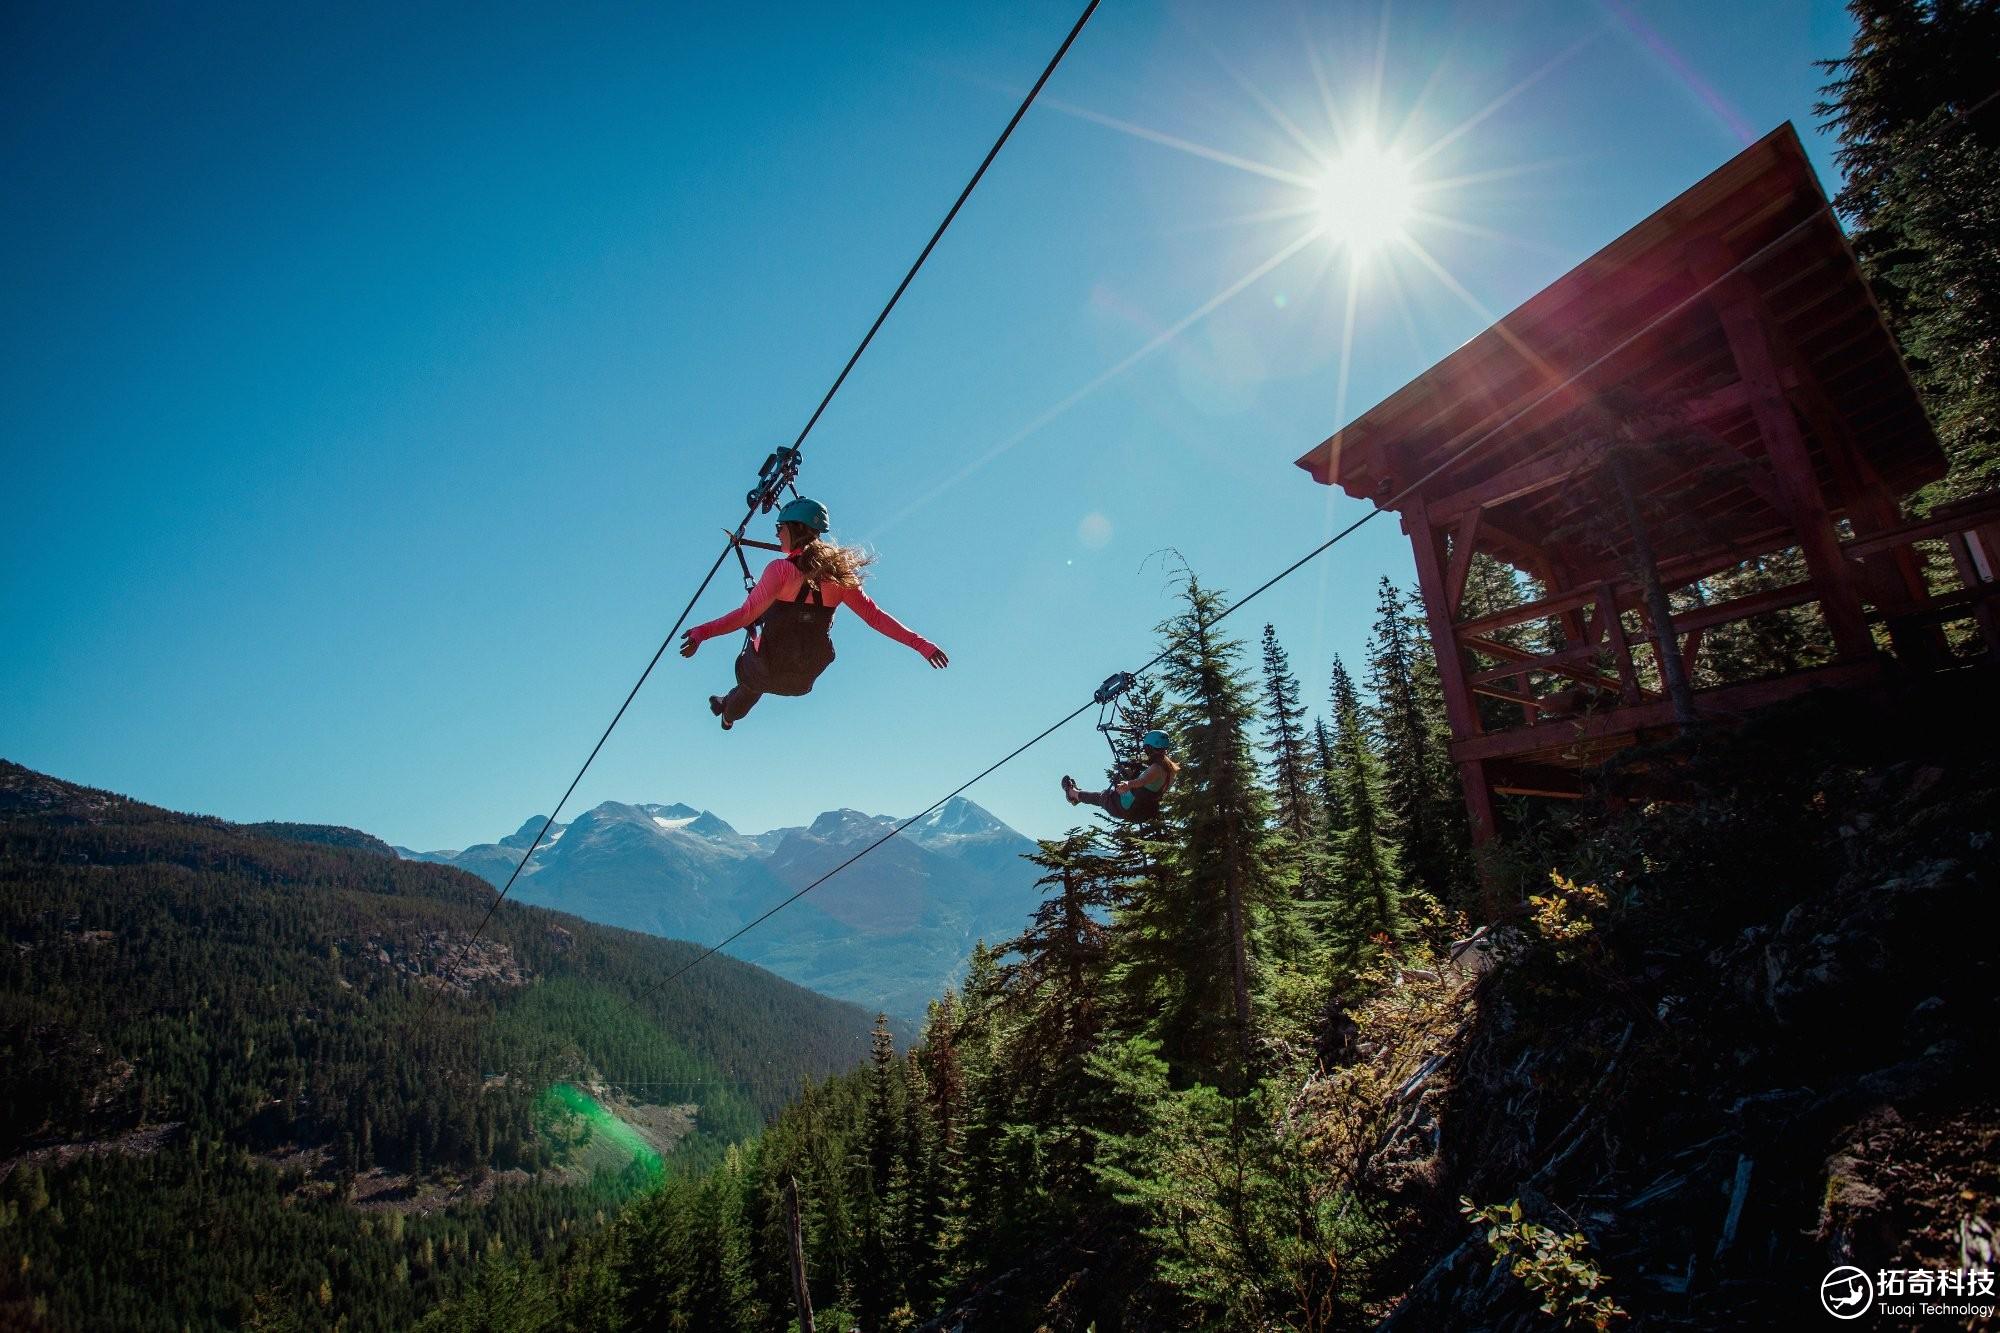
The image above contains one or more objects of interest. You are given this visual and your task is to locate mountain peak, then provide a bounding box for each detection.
[916,796,1006,836]
[500,815,562,850]
[687,810,737,838]
[808,808,894,841]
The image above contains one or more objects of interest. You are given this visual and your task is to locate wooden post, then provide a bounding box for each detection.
[1696,252,1874,661]
[1404,503,1482,738]
[1738,282,1941,664]
[1544,557,1595,651]
[1403,495,1498,849]
[1597,584,1645,706]
[785,1176,815,1333]
[1608,450,1698,727]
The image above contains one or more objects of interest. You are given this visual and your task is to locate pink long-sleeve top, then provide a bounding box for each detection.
[686,557,940,659]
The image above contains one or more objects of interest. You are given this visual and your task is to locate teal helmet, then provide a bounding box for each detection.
[1142,729,1171,752]
[777,497,830,532]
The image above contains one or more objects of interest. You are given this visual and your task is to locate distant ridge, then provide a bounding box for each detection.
[247,821,398,858]
[410,794,1042,1019]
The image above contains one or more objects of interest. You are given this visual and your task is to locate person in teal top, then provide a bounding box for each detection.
[1062,730,1178,821]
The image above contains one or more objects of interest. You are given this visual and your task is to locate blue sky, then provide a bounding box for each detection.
[3,1,1856,851]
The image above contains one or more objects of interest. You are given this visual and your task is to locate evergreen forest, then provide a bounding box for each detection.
[0,762,880,1330]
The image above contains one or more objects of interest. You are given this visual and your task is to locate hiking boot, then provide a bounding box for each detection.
[709,696,733,731]
[1061,775,1080,805]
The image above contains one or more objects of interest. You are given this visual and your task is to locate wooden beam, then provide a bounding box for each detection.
[1694,242,1875,660]
[1685,426,1787,515]
[1681,627,1706,680]
[1714,298,1876,658]
[1599,583,1645,705]
[1544,557,1595,649]
[1768,313,1943,662]
[1682,370,1799,422]
[1447,659,1884,763]
[1840,493,2000,558]
[1431,438,1601,524]
[1404,494,1483,744]
[1456,584,1602,638]
[1405,492,1498,851]
[1665,579,1818,636]
[1463,633,1658,699]
[1469,639,1620,687]
[1446,508,1484,617]
[1487,761,1588,799]
[1459,759,1501,857]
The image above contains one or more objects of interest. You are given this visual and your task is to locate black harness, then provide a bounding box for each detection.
[746,556,836,695]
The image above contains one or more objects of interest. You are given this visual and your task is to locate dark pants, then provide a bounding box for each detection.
[1074,785,1160,821]
[719,646,820,724]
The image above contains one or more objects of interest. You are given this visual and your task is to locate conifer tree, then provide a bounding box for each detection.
[1329,656,1403,949]
[1111,576,1288,1088]
[895,1048,935,1306]
[1257,624,1315,839]
[1404,615,1474,898]
[913,992,968,1296]
[1819,0,2000,505]
[1365,578,1461,901]
[988,831,1124,1222]
[957,942,1018,1274]
[857,1015,904,1329]
[1311,716,1344,844]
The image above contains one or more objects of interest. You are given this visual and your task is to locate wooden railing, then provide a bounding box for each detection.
[1444,491,2000,740]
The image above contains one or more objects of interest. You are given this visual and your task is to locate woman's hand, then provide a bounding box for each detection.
[924,648,949,669]
[679,632,701,659]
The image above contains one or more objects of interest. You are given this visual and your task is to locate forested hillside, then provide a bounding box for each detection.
[430,569,1996,1330]
[0,763,879,1330]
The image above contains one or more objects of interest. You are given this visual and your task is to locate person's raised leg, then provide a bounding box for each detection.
[717,649,770,729]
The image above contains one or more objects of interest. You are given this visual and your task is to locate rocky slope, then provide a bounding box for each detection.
[1366,678,1999,1329]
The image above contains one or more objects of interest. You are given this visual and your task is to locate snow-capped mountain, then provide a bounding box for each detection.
[400,796,1039,1020]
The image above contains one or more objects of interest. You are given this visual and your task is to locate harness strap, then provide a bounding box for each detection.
[788,555,825,605]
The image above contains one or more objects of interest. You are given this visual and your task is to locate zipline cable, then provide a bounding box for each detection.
[428,0,1102,994]
[620,182,1883,1014]
[781,0,1102,462]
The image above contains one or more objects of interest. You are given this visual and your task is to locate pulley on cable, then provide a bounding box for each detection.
[724,447,805,600]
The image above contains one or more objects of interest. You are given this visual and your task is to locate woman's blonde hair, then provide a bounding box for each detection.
[788,533,875,589]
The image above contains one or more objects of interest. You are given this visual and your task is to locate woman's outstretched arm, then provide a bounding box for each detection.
[836,584,947,666]
[681,558,793,653]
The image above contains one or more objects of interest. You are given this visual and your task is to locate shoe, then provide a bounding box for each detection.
[1061,775,1079,805]
[708,695,725,716]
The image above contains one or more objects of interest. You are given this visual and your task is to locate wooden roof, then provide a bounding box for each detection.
[1294,123,1945,581]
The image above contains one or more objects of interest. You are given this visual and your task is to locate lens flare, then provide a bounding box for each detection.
[1315,143,1413,254]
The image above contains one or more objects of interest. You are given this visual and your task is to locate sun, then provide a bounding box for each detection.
[1314,143,1414,256]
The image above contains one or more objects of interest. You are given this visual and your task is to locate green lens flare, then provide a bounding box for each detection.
[537,1083,664,1176]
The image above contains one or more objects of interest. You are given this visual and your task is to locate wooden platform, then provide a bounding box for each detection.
[1289,122,1997,852]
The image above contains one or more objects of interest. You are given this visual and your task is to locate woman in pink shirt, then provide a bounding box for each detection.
[679,497,948,728]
